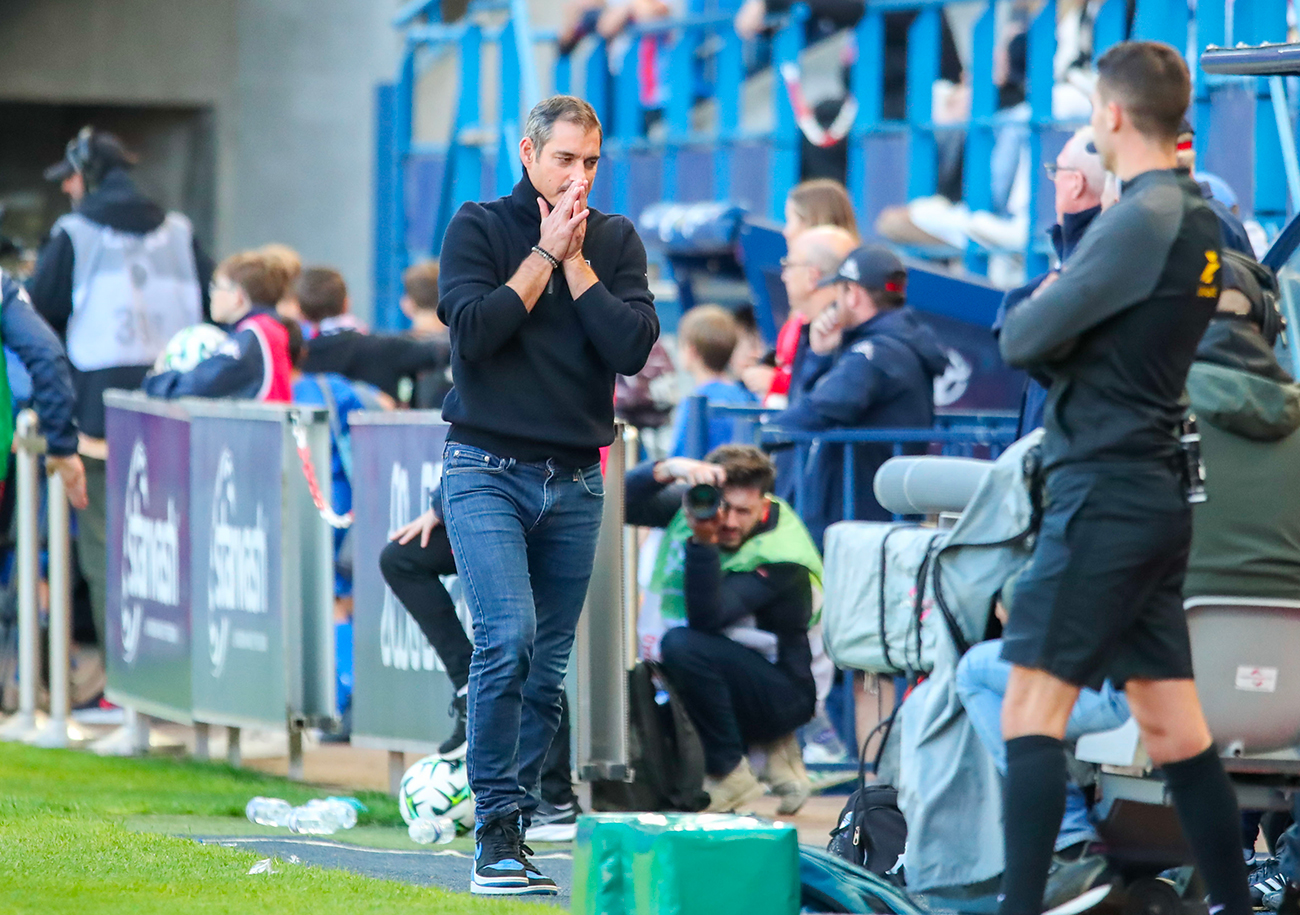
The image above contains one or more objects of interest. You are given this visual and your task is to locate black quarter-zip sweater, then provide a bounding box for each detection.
[437,173,659,466]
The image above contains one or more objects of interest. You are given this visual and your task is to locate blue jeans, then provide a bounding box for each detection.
[955,639,1132,852]
[440,443,604,828]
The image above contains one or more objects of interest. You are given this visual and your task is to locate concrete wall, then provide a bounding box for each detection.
[0,0,401,319]
[231,1,401,317]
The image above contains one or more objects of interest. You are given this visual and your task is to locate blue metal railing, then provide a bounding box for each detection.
[679,394,1017,522]
[759,424,1017,523]
[376,0,1297,327]
[374,0,543,330]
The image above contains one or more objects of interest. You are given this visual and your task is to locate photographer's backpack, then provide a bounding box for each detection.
[593,660,709,813]
[828,715,908,882]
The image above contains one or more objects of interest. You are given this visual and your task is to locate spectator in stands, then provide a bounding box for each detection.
[876,30,1092,286]
[994,127,1105,438]
[28,126,211,665]
[629,445,821,815]
[729,307,766,380]
[782,178,860,246]
[380,493,584,843]
[771,244,948,547]
[669,305,756,458]
[557,0,680,126]
[744,180,859,406]
[1174,120,1256,258]
[397,260,454,410]
[143,251,292,401]
[297,266,450,405]
[751,225,858,411]
[261,243,304,322]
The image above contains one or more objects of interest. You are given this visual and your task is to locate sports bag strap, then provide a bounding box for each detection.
[312,374,353,482]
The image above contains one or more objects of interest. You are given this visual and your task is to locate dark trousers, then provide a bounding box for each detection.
[379,525,471,690]
[379,523,575,808]
[659,627,816,777]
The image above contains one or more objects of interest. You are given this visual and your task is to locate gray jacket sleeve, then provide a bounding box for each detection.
[998,186,1181,368]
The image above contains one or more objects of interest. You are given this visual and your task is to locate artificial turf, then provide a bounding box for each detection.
[0,741,539,914]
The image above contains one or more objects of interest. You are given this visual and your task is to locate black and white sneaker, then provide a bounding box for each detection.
[527,799,579,843]
[520,842,559,896]
[1252,858,1300,912]
[471,817,528,895]
[438,694,467,759]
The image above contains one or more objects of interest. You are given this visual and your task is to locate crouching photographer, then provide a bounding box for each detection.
[629,445,824,814]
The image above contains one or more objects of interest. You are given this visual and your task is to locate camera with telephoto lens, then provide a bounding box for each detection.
[1180,415,1207,504]
[684,483,723,521]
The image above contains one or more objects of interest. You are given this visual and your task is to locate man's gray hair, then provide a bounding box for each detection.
[524,95,603,152]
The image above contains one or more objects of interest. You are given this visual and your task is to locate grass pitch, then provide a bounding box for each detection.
[0,742,539,914]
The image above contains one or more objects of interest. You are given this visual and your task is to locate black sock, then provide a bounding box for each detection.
[1163,746,1252,915]
[1000,735,1068,915]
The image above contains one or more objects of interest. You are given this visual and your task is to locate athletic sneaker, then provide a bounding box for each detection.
[1042,852,1109,912]
[527,799,578,843]
[1041,882,1114,915]
[438,694,467,758]
[471,817,529,895]
[520,842,559,895]
[1251,858,1299,910]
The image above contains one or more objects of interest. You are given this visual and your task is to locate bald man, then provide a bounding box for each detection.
[995,127,1106,437]
[744,227,859,403]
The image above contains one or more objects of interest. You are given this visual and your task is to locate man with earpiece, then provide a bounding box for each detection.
[27,127,213,682]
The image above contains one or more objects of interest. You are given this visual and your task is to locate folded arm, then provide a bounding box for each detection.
[998,191,1179,368]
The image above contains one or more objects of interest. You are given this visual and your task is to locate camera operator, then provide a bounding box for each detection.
[630,446,823,815]
[995,41,1250,915]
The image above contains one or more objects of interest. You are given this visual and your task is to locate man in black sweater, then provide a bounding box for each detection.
[436,95,657,897]
[630,446,822,816]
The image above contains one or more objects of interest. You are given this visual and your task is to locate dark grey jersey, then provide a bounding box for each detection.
[999,169,1223,469]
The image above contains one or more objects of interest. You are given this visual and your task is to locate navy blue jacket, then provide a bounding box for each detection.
[772,306,949,546]
[142,309,291,402]
[1,270,79,456]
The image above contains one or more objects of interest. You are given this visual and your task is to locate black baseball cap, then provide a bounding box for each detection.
[816,243,907,292]
[44,127,134,182]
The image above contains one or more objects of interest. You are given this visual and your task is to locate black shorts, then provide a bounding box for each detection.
[1000,461,1195,691]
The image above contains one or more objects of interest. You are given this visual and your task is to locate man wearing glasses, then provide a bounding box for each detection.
[993,127,1106,437]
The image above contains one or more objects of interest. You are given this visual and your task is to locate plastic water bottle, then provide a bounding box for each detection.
[288,803,339,835]
[408,815,456,845]
[304,798,358,830]
[245,797,294,828]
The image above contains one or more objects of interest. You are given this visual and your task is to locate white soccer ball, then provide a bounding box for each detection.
[398,755,473,826]
[154,324,230,373]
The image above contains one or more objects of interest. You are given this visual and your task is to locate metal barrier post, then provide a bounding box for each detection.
[574,425,632,786]
[0,412,42,740]
[622,426,640,668]
[28,468,76,748]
